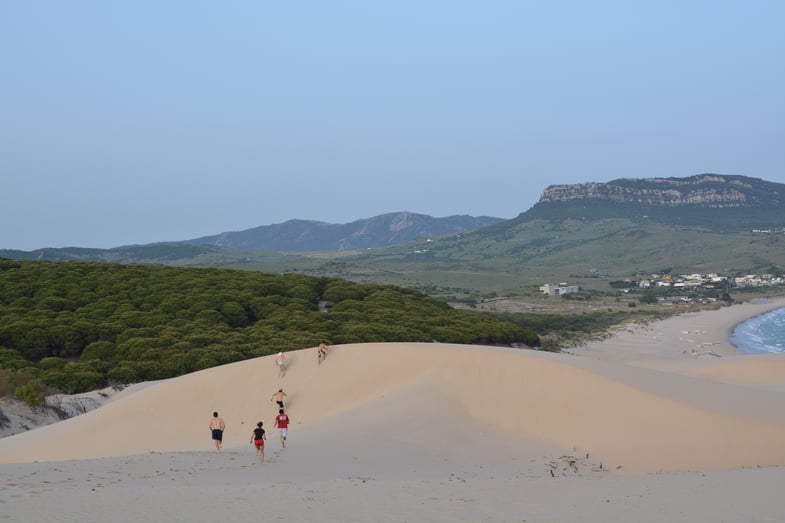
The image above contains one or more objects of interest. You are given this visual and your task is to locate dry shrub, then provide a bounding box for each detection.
[0,368,38,398]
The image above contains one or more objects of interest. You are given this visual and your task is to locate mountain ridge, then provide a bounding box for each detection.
[516,174,784,232]
[538,174,782,208]
[2,175,783,287]
[176,211,504,252]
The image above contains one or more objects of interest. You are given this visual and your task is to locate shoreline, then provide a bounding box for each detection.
[563,295,785,366]
[730,299,785,354]
[697,295,785,354]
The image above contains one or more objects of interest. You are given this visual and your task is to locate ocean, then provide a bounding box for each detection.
[730,304,785,354]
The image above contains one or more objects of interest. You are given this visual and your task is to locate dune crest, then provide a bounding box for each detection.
[1,341,783,474]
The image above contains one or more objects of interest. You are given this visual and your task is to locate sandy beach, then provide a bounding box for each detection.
[1,298,784,522]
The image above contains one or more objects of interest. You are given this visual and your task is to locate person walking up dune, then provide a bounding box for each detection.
[270,388,287,409]
[275,352,286,377]
[274,409,290,448]
[209,411,225,453]
[250,421,266,462]
[317,341,328,365]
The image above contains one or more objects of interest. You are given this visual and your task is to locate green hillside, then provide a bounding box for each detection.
[520,200,784,233]
[4,216,783,305]
[280,218,785,300]
[3,175,784,306]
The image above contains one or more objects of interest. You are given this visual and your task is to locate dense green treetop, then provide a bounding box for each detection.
[0,259,538,393]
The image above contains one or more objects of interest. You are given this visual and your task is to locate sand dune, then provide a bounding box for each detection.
[678,354,785,388]
[1,342,783,473]
[2,299,784,522]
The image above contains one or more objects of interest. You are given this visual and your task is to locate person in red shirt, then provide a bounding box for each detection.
[274,409,290,448]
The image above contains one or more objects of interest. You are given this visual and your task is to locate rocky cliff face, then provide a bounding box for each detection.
[539,174,779,208]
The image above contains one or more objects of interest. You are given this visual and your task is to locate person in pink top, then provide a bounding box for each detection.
[274,409,290,448]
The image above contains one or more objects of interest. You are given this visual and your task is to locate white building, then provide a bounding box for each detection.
[539,283,581,296]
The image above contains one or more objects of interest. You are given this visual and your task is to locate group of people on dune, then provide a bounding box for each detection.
[209,341,329,462]
[274,340,329,377]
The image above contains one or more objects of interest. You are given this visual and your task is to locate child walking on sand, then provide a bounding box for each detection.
[250,421,266,462]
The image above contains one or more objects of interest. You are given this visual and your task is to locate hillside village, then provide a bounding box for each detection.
[634,272,784,290]
[541,272,784,298]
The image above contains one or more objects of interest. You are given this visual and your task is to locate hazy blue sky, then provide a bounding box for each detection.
[2,1,784,250]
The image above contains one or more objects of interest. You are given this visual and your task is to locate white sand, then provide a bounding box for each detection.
[1,298,784,522]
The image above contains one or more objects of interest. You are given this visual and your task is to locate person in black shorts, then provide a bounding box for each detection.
[270,388,287,409]
[209,411,225,453]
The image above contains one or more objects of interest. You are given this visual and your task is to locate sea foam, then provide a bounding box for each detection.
[731,305,785,354]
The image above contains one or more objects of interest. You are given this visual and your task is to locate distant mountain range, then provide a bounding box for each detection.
[0,213,504,262]
[168,174,785,252]
[175,212,504,252]
[2,175,783,276]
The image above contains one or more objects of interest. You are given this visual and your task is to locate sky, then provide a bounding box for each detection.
[2,1,784,251]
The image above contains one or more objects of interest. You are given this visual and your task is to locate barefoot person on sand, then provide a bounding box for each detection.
[250,421,266,462]
[275,352,286,377]
[209,411,225,453]
[317,341,328,365]
[270,388,287,409]
[274,409,290,448]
